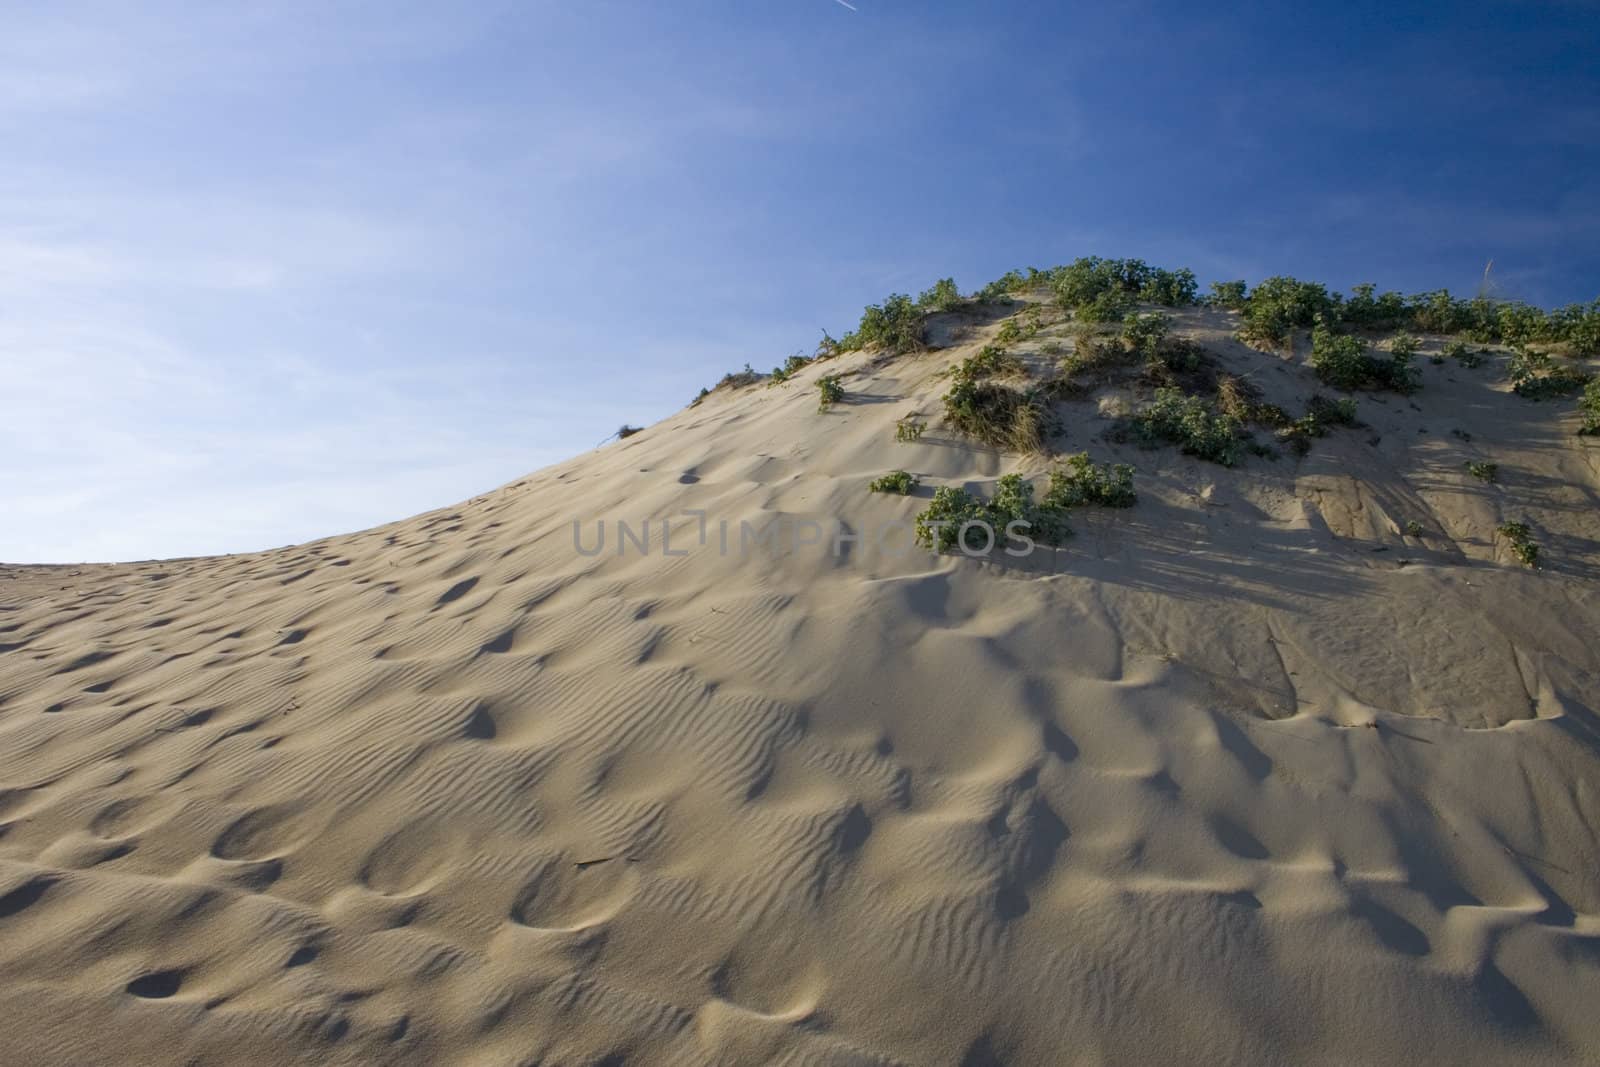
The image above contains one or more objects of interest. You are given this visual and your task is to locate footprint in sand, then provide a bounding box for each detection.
[509,856,638,933]
[0,876,58,921]
[358,821,461,896]
[211,803,324,861]
[125,968,186,999]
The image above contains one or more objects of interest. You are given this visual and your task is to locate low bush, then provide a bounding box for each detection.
[895,414,927,442]
[1141,338,1212,387]
[1215,376,1269,424]
[1580,379,1600,435]
[1045,453,1137,508]
[990,473,1071,545]
[840,293,922,355]
[1508,348,1591,400]
[1386,332,1421,359]
[1442,340,1485,368]
[942,342,1047,450]
[1207,280,1249,310]
[1060,329,1137,381]
[1497,303,1545,348]
[1275,394,1359,456]
[1122,312,1171,360]
[995,318,1028,345]
[957,344,1024,379]
[1074,288,1132,324]
[869,470,919,495]
[1240,276,1338,347]
[1552,300,1600,357]
[817,374,845,412]
[1404,520,1425,537]
[1466,460,1498,483]
[1140,268,1199,307]
[1133,387,1244,466]
[976,270,1027,304]
[1343,284,1410,331]
[915,487,989,552]
[917,277,963,312]
[912,455,1141,556]
[1050,256,1197,319]
[1309,315,1420,392]
[1497,521,1540,568]
[769,352,812,385]
[943,378,1046,451]
[617,424,643,439]
[913,477,1070,553]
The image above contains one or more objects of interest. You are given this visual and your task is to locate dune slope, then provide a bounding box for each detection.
[3,301,1600,1065]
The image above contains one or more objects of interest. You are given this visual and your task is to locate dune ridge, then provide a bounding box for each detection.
[2,299,1599,1064]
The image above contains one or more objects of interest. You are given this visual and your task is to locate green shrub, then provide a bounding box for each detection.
[1308,317,1369,387]
[617,424,643,439]
[869,470,919,495]
[1497,303,1545,347]
[1045,453,1137,508]
[1442,340,1485,368]
[1060,335,1134,380]
[1133,387,1243,466]
[940,342,1042,448]
[957,344,1024,379]
[1215,376,1273,424]
[1497,521,1540,568]
[1309,315,1420,392]
[1344,284,1410,330]
[943,377,1046,451]
[895,414,927,442]
[1143,338,1209,382]
[692,386,710,406]
[1240,276,1338,347]
[1207,280,1249,309]
[917,277,963,312]
[1551,300,1600,356]
[1306,393,1359,427]
[1466,460,1498,483]
[1406,290,1465,335]
[1508,348,1591,400]
[814,330,842,360]
[1579,379,1600,435]
[1404,520,1424,537]
[913,476,1070,554]
[1052,257,1131,309]
[1140,268,1198,307]
[1386,332,1421,359]
[841,293,922,354]
[995,318,1030,345]
[989,473,1070,545]
[769,352,812,385]
[817,374,845,412]
[1275,394,1358,455]
[976,270,1026,304]
[1122,312,1171,360]
[915,486,989,552]
[1075,288,1132,323]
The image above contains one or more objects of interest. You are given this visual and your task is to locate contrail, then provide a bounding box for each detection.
[833,0,857,9]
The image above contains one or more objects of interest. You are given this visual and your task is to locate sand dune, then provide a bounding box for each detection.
[3,301,1599,1065]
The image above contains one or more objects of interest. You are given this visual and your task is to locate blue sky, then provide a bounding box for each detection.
[4,0,1597,563]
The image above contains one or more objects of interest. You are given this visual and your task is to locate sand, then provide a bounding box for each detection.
[2,301,1599,1065]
